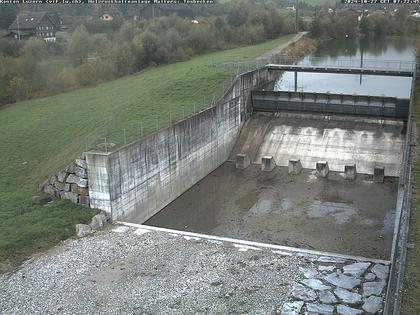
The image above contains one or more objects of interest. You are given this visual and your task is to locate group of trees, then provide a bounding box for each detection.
[359,8,420,36]
[0,1,295,106]
[310,8,420,39]
[310,11,360,39]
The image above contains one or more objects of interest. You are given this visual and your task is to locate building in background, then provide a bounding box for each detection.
[100,13,114,21]
[5,11,61,42]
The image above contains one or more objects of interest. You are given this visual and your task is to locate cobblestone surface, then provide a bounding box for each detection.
[284,252,390,315]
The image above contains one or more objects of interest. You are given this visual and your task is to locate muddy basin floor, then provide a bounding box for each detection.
[144,163,398,260]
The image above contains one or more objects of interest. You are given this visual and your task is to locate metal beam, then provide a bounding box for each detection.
[266,64,414,77]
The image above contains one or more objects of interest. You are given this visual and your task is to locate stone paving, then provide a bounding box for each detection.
[282,253,389,314]
[0,224,389,314]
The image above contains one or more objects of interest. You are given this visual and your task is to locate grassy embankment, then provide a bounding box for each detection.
[403,82,420,314]
[0,34,295,273]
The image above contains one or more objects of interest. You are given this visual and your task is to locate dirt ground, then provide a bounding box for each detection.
[144,163,398,260]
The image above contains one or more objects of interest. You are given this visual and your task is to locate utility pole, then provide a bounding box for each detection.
[359,49,364,85]
[295,0,299,33]
[17,14,21,41]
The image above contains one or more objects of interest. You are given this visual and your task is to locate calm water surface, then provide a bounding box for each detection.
[275,37,415,98]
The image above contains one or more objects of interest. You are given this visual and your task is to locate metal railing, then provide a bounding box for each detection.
[84,66,241,153]
[277,55,417,72]
[384,71,416,314]
[217,55,417,73]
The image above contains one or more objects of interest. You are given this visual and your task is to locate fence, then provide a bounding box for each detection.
[85,55,417,153]
[84,64,249,153]
[218,55,417,73]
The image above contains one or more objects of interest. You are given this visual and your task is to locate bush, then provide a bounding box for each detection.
[6,76,31,102]
[227,3,250,27]
[95,59,116,82]
[22,38,47,61]
[112,44,135,77]
[75,63,97,86]
[55,67,76,90]
[67,25,90,66]
[187,25,214,54]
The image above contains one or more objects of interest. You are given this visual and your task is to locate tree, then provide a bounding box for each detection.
[118,21,138,43]
[141,31,158,65]
[94,58,116,82]
[112,44,135,77]
[370,11,388,37]
[22,37,47,61]
[359,16,373,35]
[416,39,420,64]
[90,33,112,53]
[19,55,45,91]
[395,7,409,21]
[310,18,322,38]
[227,3,250,27]
[187,25,214,54]
[0,38,21,57]
[55,67,75,90]
[75,63,97,86]
[67,25,90,66]
[6,76,31,102]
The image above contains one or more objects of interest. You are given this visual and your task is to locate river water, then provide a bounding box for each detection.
[275,36,415,98]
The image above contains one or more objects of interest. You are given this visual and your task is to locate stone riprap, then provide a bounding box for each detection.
[282,253,390,315]
[42,155,89,207]
[0,224,390,314]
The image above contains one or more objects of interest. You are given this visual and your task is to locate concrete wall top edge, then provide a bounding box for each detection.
[85,67,268,158]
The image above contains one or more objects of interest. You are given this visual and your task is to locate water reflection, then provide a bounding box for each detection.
[275,37,415,98]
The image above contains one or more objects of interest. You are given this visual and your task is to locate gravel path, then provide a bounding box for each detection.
[0,225,303,314]
[0,224,390,314]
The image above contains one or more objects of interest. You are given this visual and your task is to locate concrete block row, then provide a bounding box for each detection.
[235,154,386,182]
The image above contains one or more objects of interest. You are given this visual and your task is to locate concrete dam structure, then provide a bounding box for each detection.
[86,68,277,223]
[86,65,409,239]
[230,112,405,177]
[85,64,414,313]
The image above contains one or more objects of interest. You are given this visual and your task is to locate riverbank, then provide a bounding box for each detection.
[257,32,309,62]
[273,36,317,62]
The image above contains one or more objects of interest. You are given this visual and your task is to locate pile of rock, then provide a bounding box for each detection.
[76,212,109,238]
[43,156,90,207]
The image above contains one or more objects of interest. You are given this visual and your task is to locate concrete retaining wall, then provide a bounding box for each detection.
[86,68,275,221]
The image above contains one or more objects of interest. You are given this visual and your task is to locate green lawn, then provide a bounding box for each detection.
[0,34,295,272]
[402,83,420,314]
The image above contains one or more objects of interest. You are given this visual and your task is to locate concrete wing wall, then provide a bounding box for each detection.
[86,68,275,221]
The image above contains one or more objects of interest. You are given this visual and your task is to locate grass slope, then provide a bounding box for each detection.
[0,34,294,272]
[403,83,420,314]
